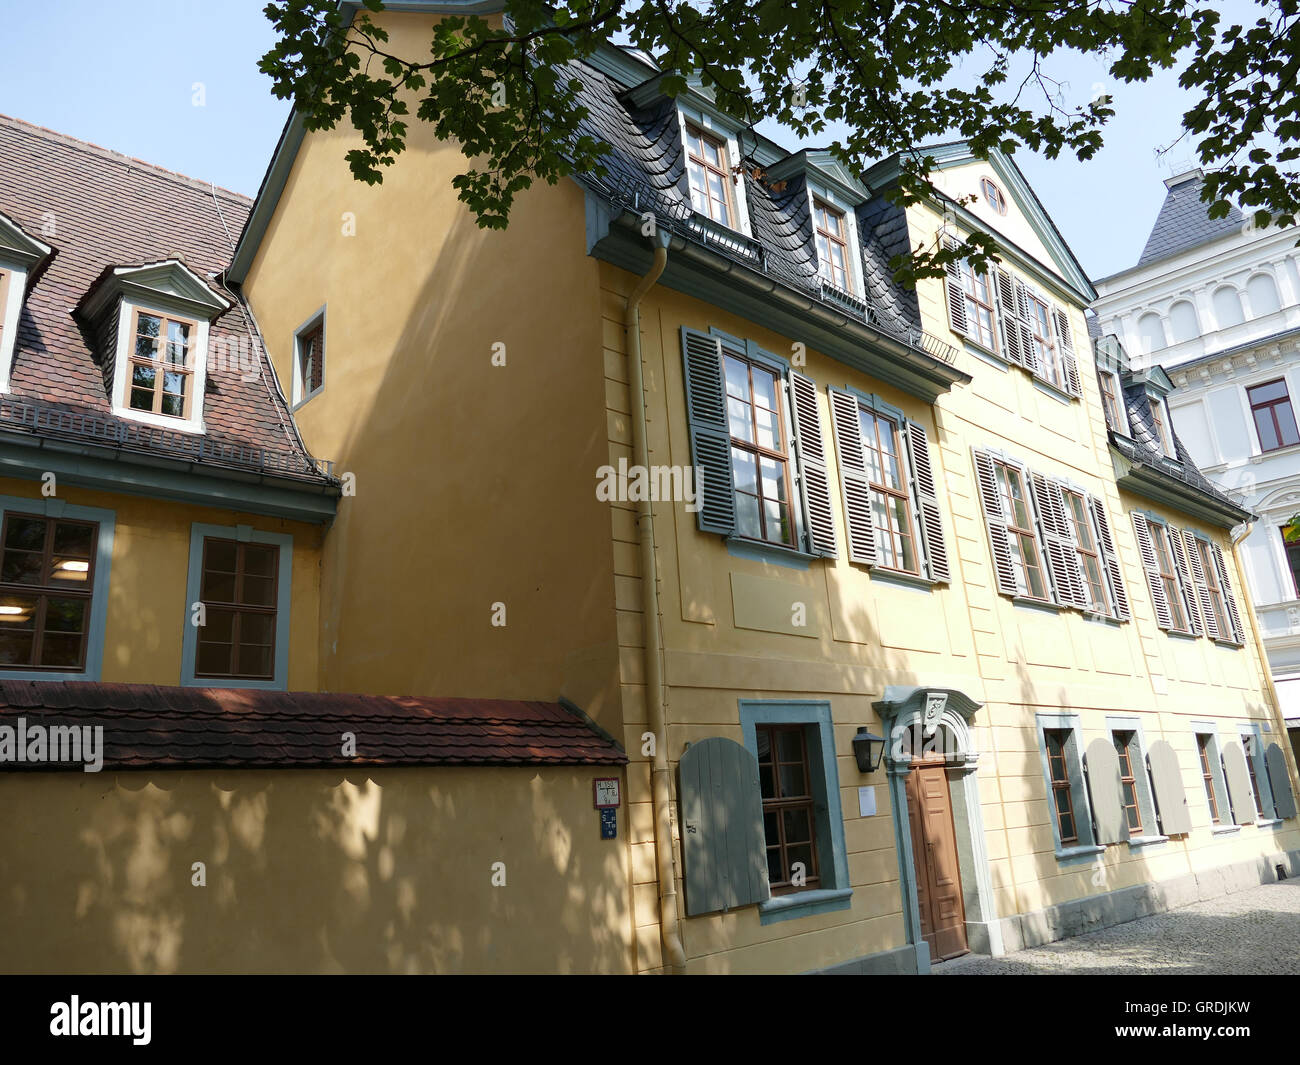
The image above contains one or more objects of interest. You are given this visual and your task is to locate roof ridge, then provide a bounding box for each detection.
[0,112,252,205]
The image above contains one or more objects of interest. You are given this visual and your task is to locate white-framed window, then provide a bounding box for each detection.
[807,182,864,299]
[980,176,1008,215]
[675,106,752,237]
[0,210,55,396]
[291,306,326,408]
[1148,394,1176,458]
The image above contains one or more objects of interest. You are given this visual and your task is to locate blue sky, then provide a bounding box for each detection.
[0,0,1237,279]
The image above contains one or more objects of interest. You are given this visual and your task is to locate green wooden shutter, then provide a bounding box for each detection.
[1265,743,1298,819]
[905,419,950,582]
[1182,531,1221,640]
[1029,473,1085,609]
[679,736,770,915]
[1169,527,1204,636]
[1084,736,1130,844]
[972,448,1018,596]
[1089,496,1130,621]
[680,327,736,536]
[788,370,837,557]
[1210,543,1245,644]
[1146,739,1192,836]
[828,387,877,565]
[1221,739,1255,824]
[942,236,969,338]
[1051,305,1083,397]
[1131,513,1173,630]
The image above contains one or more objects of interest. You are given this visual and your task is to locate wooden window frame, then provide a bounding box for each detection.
[859,407,919,575]
[0,513,98,672]
[756,723,821,894]
[1247,378,1300,452]
[0,269,9,350]
[1149,398,1175,457]
[684,123,735,228]
[1243,735,1268,819]
[296,320,325,403]
[194,537,281,681]
[960,262,999,353]
[1196,538,1231,639]
[1026,293,1062,388]
[980,176,1008,215]
[1114,731,1144,835]
[1151,523,1191,633]
[813,199,851,292]
[1099,370,1123,431]
[127,307,197,421]
[723,350,796,548]
[993,460,1049,600]
[1045,729,1078,845]
[1198,734,1221,825]
[1063,489,1107,612]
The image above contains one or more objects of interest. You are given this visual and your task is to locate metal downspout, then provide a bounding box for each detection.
[1231,523,1300,797]
[623,231,686,973]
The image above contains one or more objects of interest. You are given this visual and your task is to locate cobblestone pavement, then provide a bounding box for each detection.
[936,881,1300,974]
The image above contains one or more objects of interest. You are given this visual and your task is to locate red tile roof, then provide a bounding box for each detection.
[0,681,625,770]
[0,114,327,481]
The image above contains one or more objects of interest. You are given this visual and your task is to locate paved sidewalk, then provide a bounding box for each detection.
[936,880,1300,974]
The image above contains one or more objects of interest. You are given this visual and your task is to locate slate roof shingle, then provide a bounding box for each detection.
[0,114,329,482]
[0,681,626,770]
[1136,172,1244,269]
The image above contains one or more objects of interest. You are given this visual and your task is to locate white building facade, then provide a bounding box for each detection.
[1094,169,1300,759]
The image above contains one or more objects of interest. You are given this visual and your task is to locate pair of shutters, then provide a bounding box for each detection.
[971,448,1128,618]
[682,327,949,579]
[826,388,950,581]
[1130,515,1243,643]
[1085,736,1194,843]
[942,237,1082,397]
[682,327,837,556]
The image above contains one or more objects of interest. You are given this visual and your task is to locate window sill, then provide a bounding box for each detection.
[757,886,853,926]
[291,386,324,413]
[1212,639,1244,649]
[1013,596,1061,615]
[182,676,287,692]
[869,567,937,592]
[111,406,205,435]
[726,537,814,570]
[1054,843,1106,863]
[1126,834,1169,849]
[1210,824,1242,836]
[1165,628,1199,641]
[1032,378,1074,406]
[1256,817,1284,829]
[965,342,1010,373]
[0,667,98,682]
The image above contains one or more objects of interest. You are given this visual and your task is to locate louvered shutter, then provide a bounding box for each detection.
[1131,513,1173,630]
[994,268,1023,366]
[1029,473,1084,608]
[828,387,876,565]
[972,449,1018,596]
[1265,743,1298,819]
[904,420,950,583]
[1169,528,1204,636]
[1182,531,1221,640]
[1146,740,1193,836]
[1089,497,1130,621]
[679,737,770,915]
[1013,281,1039,375]
[942,236,969,338]
[1210,543,1244,644]
[788,371,837,557]
[1084,737,1130,844]
[1221,740,1255,824]
[1051,305,1083,397]
[681,328,736,536]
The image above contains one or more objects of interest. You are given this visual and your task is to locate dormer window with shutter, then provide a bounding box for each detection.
[0,210,54,394]
[75,259,231,434]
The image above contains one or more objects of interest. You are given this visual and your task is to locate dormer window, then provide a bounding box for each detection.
[685,123,735,227]
[1099,368,1124,431]
[128,309,195,419]
[0,210,55,395]
[1150,397,1174,457]
[74,259,230,435]
[813,200,850,291]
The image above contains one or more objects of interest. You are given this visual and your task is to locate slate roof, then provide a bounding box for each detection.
[1113,383,1251,519]
[568,62,924,339]
[0,681,626,770]
[1136,172,1245,269]
[0,115,329,482]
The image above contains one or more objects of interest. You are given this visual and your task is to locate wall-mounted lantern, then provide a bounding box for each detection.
[852,727,886,773]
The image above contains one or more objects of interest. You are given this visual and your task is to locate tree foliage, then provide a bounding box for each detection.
[260,0,1300,281]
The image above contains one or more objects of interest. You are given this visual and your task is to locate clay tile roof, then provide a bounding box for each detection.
[0,681,626,770]
[0,114,328,482]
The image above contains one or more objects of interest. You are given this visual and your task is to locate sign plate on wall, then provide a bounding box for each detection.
[593,777,620,808]
[600,807,618,840]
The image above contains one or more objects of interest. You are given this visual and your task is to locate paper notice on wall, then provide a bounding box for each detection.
[858,785,876,817]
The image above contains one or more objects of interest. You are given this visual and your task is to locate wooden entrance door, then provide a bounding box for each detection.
[904,762,968,961]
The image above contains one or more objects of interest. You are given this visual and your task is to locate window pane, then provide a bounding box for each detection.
[5,517,45,552]
[778,761,807,797]
[758,457,786,503]
[39,633,82,668]
[1,550,42,585]
[727,397,753,442]
[766,847,784,885]
[1277,402,1300,447]
[205,540,238,573]
[241,574,276,608]
[751,367,778,412]
[236,643,274,679]
[201,570,236,603]
[129,389,153,411]
[735,492,762,539]
[754,405,779,451]
[784,843,813,879]
[42,597,86,634]
[52,522,93,559]
[1255,409,1281,451]
[0,631,33,665]
[724,355,749,399]
[775,729,803,763]
[731,448,757,494]
[239,612,275,647]
[763,498,791,545]
[782,807,812,845]
[160,393,184,417]
[195,640,232,676]
[1250,380,1288,404]
[244,544,277,578]
[202,608,235,643]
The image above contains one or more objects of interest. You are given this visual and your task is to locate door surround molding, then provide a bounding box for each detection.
[874,686,1005,967]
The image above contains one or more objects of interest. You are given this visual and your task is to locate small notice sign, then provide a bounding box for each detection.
[858,786,877,817]
[593,777,620,808]
[600,807,618,840]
